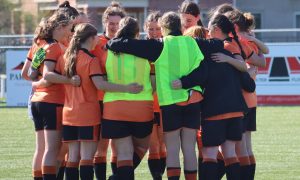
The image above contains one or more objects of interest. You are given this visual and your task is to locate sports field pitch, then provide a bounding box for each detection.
[0,107,299,180]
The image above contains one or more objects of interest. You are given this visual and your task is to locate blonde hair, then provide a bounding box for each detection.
[64,23,97,78]
[184,26,206,38]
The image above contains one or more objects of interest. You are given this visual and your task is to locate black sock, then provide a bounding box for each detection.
[249,164,256,180]
[117,166,134,180]
[94,162,106,180]
[42,174,56,180]
[217,159,226,179]
[225,163,240,180]
[80,165,94,180]
[168,177,180,180]
[56,166,65,180]
[65,167,79,180]
[160,158,166,175]
[148,159,162,179]
[111,162,117,175]
[198,158,203,180]
[201,161,218,180]
[133,152,143,169]
[33,178,43,180]
[240,165,252,180]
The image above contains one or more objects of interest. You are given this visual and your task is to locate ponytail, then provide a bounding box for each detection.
[64,37,80,78]
[64,23,98,78]
[115,17,139,39]
[231,27,246,59]
[210,14,246,59]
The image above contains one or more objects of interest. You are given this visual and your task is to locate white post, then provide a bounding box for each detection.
[233,0,237,8]
[0,74,6,99]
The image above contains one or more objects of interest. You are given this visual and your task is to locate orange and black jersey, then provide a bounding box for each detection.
[179,48,255,119]
[30,38,65,104]
[60,48,102,126]
[224,37,254,60]
[91,34,110,101]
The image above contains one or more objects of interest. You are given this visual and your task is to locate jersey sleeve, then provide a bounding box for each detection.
[247,41,259,55]
[44,43,62,63]
[89,58,103,77]
[54,55,65,75]
[26,46,34,61]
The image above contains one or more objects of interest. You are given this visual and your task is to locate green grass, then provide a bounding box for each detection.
[0,107,300,179]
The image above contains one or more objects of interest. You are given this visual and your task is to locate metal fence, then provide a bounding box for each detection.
[1,29,300,101]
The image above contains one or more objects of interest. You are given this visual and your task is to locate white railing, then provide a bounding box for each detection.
[0,74,6,99]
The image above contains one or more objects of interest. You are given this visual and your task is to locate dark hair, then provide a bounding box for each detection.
[226,10,249,32]
[210,14,246,59]
[33,12,70,43]
[179,0,203,26]
[102,1,126,26]
[243,12,255,30]
[159,11,182,34]
[57,1,79,19]
[115,17,139,39]
[208,3,235,19]
[64,23,98,78]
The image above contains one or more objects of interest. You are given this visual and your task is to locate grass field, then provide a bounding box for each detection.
[0,107,300,180]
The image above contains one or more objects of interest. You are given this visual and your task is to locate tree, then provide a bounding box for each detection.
[0,0,14,34]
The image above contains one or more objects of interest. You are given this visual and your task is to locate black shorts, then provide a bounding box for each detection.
[160,102,201,132]
[63,125,100,142]
[201,117,243,147]
[31,102,63,131]
[101,119,153,139]
[153,112,161,126]
[243,107,257,132]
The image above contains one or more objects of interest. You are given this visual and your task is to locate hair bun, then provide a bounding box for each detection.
[59,1,70,8]
[110,1,121,8]
[243,12,255,29]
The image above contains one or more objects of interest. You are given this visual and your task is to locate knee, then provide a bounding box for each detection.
[202,147,218,159]
[68,150,80,162]
[118,149,133,160]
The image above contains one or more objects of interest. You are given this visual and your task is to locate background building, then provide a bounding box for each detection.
[2,0,300,42]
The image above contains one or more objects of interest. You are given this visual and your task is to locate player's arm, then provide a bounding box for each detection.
[91,75,143,94]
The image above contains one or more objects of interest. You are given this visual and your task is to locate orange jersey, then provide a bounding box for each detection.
[30,39,65,104]
[103,101,154,122]
[239,36,259,55]
[62,49,102,126]
[91,34,110,101]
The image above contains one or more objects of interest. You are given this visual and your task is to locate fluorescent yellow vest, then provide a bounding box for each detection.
[104,50,153,102]
[154,35,204,106]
